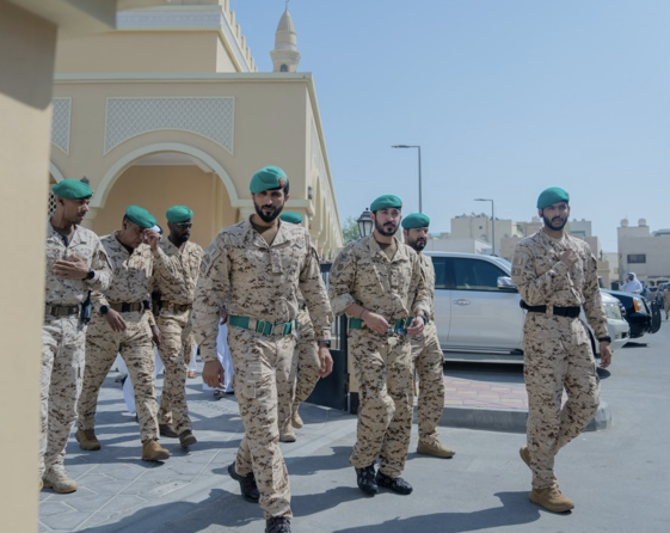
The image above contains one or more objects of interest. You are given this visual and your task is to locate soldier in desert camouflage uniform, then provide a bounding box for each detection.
[329,194,430,497]
[152,205,203,448]
[41,179,112,493]
[276,211,322,443]
[192,166,333,533]
[76,206,171,462]
[401,213,455,459]
[512,187,612,513]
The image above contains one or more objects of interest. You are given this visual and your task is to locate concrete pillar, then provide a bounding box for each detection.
[0,2,58,531]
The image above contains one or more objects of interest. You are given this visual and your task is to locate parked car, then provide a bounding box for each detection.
[425,252,630,363]
[602,289,661,338]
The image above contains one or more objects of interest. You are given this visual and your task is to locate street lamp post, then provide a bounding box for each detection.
[356,207,373,238]
[392,144,422,213]
[474,198,495,256]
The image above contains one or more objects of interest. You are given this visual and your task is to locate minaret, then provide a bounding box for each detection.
[270,2,300,72]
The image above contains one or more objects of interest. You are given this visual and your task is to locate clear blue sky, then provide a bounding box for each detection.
[230,0,670,251]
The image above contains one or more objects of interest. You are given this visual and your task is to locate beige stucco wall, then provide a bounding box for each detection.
[92,164,232,247]
[50,74,342,256]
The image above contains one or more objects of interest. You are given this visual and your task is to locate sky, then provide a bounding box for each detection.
[229,0,670,251]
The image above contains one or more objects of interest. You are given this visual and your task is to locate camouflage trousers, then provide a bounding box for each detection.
[523,314,600,490]
[40,314,86,478]
[410,321,445,444]
[228,325,296,520]
[277,337,320,436]
[349,329,413,478]
[156,310,192,433]
[78,311,160,443]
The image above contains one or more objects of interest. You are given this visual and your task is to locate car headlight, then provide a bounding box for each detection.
[633,298,642,312]
[604,301,622,320]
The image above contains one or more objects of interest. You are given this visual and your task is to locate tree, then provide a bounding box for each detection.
[342,216,361,245]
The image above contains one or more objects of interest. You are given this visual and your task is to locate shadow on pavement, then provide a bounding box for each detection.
[330,491,541,533]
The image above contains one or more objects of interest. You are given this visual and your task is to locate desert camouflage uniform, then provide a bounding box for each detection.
[41,223,112,479]
[277,304,320,437]
[152,239,204,434]
[78,235,167,444]
[329,235,430,478]
[192,218,332,520]
[512,230,607,490]
[410,252,445,445]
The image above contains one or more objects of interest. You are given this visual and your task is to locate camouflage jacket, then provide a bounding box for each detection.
[417,252,436,321]
[151,239,204,306]
[93,233,167,317]
[511,230,608,338]
[328,234,430,321]
[45,222,112,305]
[192,218,333,362]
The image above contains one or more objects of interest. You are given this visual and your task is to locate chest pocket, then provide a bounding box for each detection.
[69,240,95,266]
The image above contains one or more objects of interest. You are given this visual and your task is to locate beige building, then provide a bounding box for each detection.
[617,218,670,287]
[50,0,342,257]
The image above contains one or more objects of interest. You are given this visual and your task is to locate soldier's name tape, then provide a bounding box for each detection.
[228,314,294,336]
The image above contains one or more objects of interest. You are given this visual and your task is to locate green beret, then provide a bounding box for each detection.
[52,179,93,200]
[249,166,288,194]
[370,194,403,213]
[125,205,156,229]
[401,212,430,229]
[279,211,303,224]
[537,187,570,209]
[166,205,193,224]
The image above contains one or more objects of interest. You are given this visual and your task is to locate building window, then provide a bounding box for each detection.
[627,254,646,264]
[280,64,288,72]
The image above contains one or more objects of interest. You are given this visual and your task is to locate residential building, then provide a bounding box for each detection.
[617,218,670,287]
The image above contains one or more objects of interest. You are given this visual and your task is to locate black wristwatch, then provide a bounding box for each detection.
[598,336,611,344]
[100,305,109,316]
[84,269,95,281]
[318,340,331,348]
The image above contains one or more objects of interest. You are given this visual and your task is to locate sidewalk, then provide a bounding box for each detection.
[39,365,610,533]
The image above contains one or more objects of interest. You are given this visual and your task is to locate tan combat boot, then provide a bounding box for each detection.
[279,428,297,443]
[519,446,531,468]
[529,485,574,513]
[417,440,456,458]
[76,428,101,451]
[291,405,304,429]
[141,440,170,461]
[42,469,78,493]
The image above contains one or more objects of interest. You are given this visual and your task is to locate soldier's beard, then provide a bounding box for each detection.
[375,219,397,237]
[255,202,284,223]
[542,214,567,231]
[407,237,426,252]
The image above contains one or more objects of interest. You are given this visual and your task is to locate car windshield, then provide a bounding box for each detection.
[491,257,512,272]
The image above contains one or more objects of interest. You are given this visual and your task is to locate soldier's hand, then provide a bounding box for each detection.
[151,325,161,347]
[316,346,333,378]
[203,360,225,389]
[406,316,425,337]
[105,308,127,332]
[53,254,89,280]
[559,248,579,267]
[145,230,160,251]
[599,342,612,368]
[362,310,390,335]
[219,309,229,325]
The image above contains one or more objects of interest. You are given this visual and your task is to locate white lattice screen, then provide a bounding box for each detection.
[51,98,71,154]
[105,97,235,154]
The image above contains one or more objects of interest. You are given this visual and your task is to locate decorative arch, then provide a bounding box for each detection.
[49,161,66,183]
[92,142,241,209]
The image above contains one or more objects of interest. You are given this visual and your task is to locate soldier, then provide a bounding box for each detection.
[152,205,203,448]
[401,213,455,459]
[76,206,171,462]
[511,187,612,513]
[192,166,333,533]
[41,179,112,493]
[329,194,430,497]
[276,211,322,443]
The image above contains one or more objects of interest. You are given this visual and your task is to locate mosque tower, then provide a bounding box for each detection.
[270,3,301,72]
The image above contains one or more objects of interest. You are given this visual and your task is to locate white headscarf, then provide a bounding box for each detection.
[621,272,643,294]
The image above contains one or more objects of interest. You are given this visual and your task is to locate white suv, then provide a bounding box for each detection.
[425,252,629,362]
